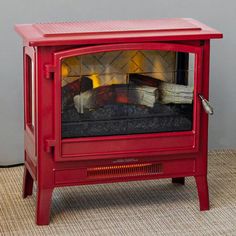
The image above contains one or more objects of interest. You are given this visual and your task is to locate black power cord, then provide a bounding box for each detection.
[0,163,24,168]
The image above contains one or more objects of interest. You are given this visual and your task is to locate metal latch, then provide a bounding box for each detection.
[199,94,214,115]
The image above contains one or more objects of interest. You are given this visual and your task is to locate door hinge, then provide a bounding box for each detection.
[44,64,55,79]
[45,139,56,153]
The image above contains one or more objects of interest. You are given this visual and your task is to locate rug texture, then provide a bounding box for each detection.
[1,150,236,236]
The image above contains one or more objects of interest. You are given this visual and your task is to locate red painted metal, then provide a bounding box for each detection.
[15,18,222,46]
[16,18,223,225]
[34,18,201,37]
[54,43,202,162]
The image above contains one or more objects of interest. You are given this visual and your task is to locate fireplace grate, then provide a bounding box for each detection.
[87,163,162,179]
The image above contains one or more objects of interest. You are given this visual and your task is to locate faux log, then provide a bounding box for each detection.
[62,76,93,112]
[73,74,193,113]
[74,84,158,113]
[129,74,193,104]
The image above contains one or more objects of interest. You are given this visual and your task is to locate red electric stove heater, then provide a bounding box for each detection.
[15,18,222,225]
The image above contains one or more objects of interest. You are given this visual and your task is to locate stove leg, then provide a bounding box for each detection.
[23,166,34,198]
[172,177,185,185]
[195,175,209,211]
[36,188,53,225]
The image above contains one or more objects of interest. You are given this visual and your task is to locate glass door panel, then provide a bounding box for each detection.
[61,49,194,138]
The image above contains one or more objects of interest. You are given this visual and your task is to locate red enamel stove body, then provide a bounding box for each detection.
[15,18,222,225]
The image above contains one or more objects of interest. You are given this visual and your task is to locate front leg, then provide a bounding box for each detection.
[36,187,54,225]
[195,175,209,211]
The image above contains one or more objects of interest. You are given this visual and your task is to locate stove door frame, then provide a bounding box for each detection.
[53,42,203,162]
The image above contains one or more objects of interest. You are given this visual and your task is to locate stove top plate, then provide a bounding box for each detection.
[33,18,201,37]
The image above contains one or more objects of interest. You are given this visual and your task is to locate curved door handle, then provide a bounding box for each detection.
[198,94,214,115]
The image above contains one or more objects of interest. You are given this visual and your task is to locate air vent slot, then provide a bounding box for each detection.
[87,163,162,179]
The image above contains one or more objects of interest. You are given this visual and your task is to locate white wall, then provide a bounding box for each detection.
[0,0,234,165]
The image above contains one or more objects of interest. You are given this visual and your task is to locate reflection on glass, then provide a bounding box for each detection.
[61,50,194,138]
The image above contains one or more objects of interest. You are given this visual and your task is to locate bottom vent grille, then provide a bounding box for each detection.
[87,163,162,179]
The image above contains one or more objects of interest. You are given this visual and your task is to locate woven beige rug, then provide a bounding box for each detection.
[1,150,236,236]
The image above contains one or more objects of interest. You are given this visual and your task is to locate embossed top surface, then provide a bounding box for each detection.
[15,18,223,46]
[33,19,201,37]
